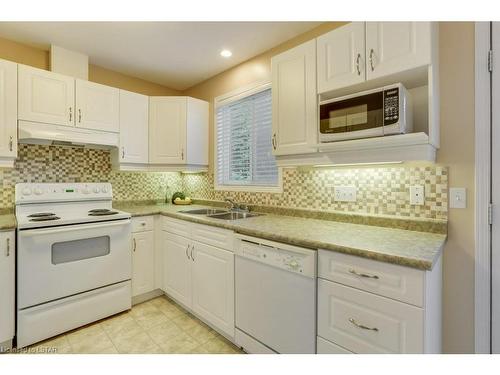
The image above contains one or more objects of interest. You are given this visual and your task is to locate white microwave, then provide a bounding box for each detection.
[319,83,412,143]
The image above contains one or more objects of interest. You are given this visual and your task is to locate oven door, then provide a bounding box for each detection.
[17,219,132,309]
[319,90,384,142]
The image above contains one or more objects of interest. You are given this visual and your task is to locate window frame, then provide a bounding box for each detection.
[213,81,283,193]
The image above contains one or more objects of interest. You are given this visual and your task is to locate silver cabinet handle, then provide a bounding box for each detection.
[133,238,137,252]
[181,148,184,160]
[122,147,125,159]
[186,244,191,260]
[272,134,277,150]
[349,318,379,332]
[348,268,379,279]
[9,136,13,152]
[356,53,361,76]
[190,245,195,262]
[78,109,82,123]
[69,107,72,122]
[6,237,10,257]
[369,49,375,71]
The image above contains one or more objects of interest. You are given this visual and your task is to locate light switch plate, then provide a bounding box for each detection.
[334,186,357,202]
[410,185,425,205]
[449,187,467,209]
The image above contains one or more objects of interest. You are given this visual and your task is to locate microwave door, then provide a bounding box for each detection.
[320,91,384,142]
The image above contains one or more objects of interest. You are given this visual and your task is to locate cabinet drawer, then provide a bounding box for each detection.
[162,216,191,238]
[318,279,423,354]
[191,223,233,251]
[318,250,424,306]
[131,216,154,232]
[317,336,353,354]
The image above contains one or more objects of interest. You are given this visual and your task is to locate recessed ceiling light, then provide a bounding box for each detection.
[220,49,232,58]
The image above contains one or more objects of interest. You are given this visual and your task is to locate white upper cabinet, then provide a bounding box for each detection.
[149,96,208,166]
[365,22,432,80]
[75,79,119,132]
[18,64,75,127]
[317,22,366,93]
[271,39,317,156]
[119,90,149,164]
[0,59,17,166]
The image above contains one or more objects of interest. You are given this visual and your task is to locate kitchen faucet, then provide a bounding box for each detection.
[224,198,249,212]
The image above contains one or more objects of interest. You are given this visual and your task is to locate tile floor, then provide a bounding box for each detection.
[21,295,244,354]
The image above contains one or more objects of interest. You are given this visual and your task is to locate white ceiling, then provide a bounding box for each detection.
[0,22,321,90]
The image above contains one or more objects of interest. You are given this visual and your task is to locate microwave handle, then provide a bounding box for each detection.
[19,219,131,237]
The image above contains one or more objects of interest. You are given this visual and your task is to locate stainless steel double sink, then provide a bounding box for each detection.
[178,208,262,220]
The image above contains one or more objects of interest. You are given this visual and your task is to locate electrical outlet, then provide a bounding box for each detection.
[334,186,357,202]
[410,185,425,205]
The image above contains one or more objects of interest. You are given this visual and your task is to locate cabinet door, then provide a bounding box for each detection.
[191,241,234,337]
[162,231,191,307]
[132,231,155,297]
[317,22,366,93]
[0,232,15,344]
[18,64,75,127]
[119,90,149,164]
[149,97,187,164]
[366,22,432,80]
[75,79,119,132]
[271,40,317,155]
[0,59,17,159]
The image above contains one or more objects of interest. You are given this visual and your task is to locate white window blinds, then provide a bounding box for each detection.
[216,87,278,188]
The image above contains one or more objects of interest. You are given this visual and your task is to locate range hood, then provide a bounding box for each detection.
[18,121,119,149]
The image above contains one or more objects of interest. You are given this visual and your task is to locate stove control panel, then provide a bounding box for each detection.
[15,183,113,203]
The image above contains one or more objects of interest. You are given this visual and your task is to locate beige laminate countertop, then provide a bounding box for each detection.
[0,214,16,231]
[114,202,446,271]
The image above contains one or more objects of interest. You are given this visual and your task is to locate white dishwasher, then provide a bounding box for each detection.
[234,234,317,354]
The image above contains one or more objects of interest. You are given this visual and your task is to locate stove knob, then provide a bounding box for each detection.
[101,186,109,193]
[34,187,43,195]
[22,187,32,196]
[93,186,100,193]
[82,187,91,194]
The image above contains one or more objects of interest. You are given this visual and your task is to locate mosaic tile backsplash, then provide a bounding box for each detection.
[183,167,448,220]
[0,144,183,208]
[0,144,448,220]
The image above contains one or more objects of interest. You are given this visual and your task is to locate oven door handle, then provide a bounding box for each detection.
[19,219,131,237]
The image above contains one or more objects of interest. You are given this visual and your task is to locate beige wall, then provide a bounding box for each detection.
[437,22,476,353]
[184,22,477,353]
[0,36,180,96]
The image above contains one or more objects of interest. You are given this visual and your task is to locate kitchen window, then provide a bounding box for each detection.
[215,82,281,192]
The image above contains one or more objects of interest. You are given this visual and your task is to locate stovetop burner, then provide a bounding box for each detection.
[28,212,56,218]
[29,216,61,222]
[89,209,112,213]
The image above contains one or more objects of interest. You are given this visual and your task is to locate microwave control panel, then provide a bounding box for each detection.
[383,87,399,125]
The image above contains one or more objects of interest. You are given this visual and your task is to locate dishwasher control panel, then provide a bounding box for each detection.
[235,234,316,278]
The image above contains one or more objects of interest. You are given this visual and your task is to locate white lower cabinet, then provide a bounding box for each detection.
[162,231,192,307]
[191,241,234,337]
[317,250,442,354]
[0,231,15,349]
[131,228,155,298]
[162,217,235,337]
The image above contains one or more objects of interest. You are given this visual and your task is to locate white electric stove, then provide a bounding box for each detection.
[15,183,132,348]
